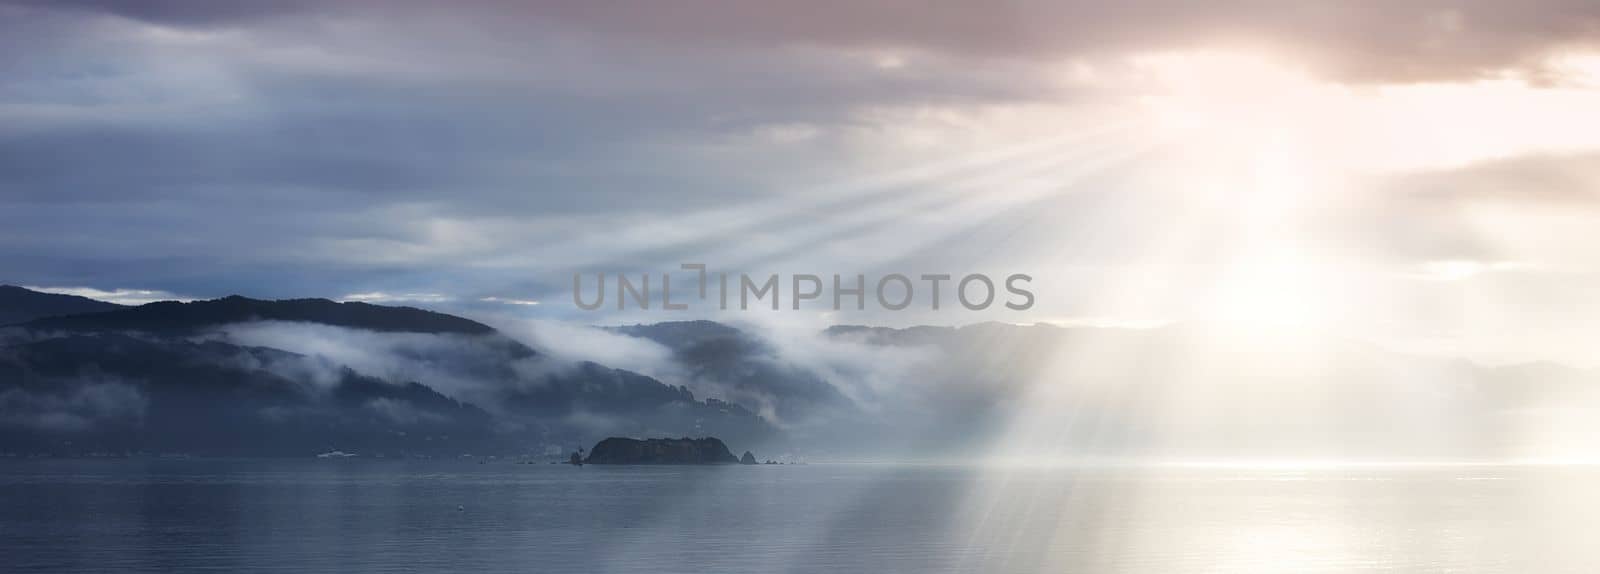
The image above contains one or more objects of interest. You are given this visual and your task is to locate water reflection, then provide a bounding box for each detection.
[1,460,1597,573]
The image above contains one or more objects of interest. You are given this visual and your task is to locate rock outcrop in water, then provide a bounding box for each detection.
[740,451,758,465]
[583,437,739,464]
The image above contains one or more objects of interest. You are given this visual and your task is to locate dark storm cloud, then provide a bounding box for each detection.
[0,0,1082,299]
[4,0,321,25]
[16,0,1598,82]
[0,0,1059,206]
[465,0,1600,82]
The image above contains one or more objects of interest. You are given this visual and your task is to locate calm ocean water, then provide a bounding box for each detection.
[2,459,1597,573]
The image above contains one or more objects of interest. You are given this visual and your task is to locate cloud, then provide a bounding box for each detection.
[340,292,453,304]
[0,0,1598,365]
[493,319,683,382]
[23,1,1600,83]
[208,321,531,405]
[6,0,320,26]
[1390,152,1600,206]
[479,296,540,306]
[1328,152,1600,272]
[23,286,189,305]
[0,379,148,432]
[1413,260,1540,282]
[0,2,1075,299]
[529,1,1600,82]
[363,397,449,426]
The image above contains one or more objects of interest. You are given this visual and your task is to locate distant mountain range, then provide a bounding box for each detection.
[0,332,498,456]
[4,286,1597,460]
[0,287,775,457]
[20,295,497,335]
[0,285,122,325]
[606,320,852,423]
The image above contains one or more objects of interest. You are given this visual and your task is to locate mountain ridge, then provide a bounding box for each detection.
[0,288,775,457]
[0,285,124,326]
[23,295,497,335]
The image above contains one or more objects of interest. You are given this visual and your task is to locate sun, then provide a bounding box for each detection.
[1129,51,1353,330]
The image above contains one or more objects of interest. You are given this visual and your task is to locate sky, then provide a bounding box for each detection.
[4,0,1600,365]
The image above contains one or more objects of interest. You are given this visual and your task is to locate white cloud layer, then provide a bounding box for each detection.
[24,286,189,306]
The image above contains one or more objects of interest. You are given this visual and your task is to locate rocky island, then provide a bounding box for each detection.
[583,437,741,465]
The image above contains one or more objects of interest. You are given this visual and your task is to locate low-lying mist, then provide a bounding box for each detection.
[8,311,1599,462]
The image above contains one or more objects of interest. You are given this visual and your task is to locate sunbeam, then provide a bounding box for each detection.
[9,2,1600,572]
